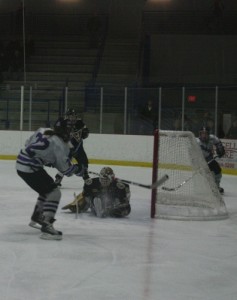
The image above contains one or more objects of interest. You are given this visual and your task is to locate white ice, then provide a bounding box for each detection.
[0,160,237,300]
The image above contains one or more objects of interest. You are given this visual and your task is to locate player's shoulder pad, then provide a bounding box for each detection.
[116,180,126,189]
[210,134,220,143]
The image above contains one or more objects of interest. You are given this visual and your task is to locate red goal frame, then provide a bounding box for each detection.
[151,129,159,218]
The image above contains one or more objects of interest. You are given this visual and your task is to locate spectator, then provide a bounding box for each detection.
[173,114,193,132]
[140,100,158,135]
[173,117,181,131]
[226,119,237,139]
[201,111,213,126]
[206,118,215,134]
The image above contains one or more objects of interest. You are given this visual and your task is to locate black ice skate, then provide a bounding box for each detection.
[40,217,62,240]
[219,187,224,194]
[29,208,44,230]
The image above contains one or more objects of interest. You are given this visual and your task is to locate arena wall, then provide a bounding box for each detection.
[0,131,236,175]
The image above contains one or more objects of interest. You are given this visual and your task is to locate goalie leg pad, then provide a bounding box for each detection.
[61,193,89,213]
[92,197,106,218]
[109,203,131,218]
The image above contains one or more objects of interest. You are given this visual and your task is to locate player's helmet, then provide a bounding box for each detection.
[199,126,210,142]
[99,167,115,187]
[65,108,78,123]
[71,119,88,142]
[54,117,73,142]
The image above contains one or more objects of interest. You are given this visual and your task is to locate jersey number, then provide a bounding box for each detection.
[25,132,49,157]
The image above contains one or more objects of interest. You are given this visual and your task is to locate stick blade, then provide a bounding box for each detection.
[151,174,169,189]
[162,186,176,192]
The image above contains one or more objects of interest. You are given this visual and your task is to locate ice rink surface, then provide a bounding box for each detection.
[0,160,237,300]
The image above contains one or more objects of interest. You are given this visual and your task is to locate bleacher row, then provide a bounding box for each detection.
[1,9,237,131]
[0,13,141,130]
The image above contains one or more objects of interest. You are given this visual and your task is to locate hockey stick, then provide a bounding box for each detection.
[74,192,79,219]
[162,156,219,192]
[88,171,169,189]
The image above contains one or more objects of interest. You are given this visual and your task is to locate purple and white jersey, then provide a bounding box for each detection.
[16,128,76,176]
[196,134,224,160]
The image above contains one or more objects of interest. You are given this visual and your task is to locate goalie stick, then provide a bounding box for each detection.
[162,156,219,192]
[88,171,169,189]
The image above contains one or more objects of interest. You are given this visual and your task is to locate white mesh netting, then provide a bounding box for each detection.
[155,131,228,220]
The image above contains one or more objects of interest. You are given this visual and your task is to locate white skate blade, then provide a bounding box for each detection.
[29,221,41,230]
[40,232,62,241]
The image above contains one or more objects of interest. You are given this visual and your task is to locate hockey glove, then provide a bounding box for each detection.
[216,145,225,158]
[82,127,89,139]
[55,174,63,186]
[82,169,90,180]
[74,164,88,178]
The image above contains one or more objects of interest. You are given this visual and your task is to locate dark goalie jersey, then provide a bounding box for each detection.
[83,177,131,217]
[69,136,88,170]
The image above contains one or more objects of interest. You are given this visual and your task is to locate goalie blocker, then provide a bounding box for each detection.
[62,167,131,218]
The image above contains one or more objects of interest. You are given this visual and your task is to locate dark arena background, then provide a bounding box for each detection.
[1,2,237,299]
[0,0,237,137]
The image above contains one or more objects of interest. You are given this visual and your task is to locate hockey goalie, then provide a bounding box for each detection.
[62,167,131,218]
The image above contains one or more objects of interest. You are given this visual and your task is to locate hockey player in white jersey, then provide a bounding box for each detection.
[197,126,225,193]
[16,118,85,240]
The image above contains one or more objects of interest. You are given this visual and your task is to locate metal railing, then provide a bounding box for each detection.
[1,84,237,138]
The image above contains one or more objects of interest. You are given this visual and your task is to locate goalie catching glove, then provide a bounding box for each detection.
[61,192,89,213]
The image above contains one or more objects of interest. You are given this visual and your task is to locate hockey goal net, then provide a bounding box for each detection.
[151,130,228,220]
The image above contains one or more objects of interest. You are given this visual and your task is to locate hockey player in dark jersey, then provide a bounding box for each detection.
[197,126,225,194]
[55,108,89,186]
[16,118,86,240]
[62,167,131,218]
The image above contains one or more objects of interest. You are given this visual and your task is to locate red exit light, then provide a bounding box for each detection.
[187,95,197,103]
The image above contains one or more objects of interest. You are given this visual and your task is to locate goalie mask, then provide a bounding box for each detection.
[71,119,89,142]
[199,126,210,142]
[99,167,115,187]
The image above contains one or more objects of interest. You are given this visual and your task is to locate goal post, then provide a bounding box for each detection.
[151,129,228,220]
[151,129,159,218]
